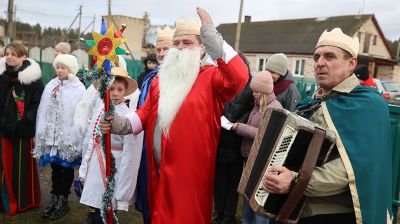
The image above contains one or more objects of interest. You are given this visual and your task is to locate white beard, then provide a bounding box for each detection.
[158,47,201,133]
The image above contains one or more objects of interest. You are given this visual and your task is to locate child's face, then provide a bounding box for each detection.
[55,63,69,80]
[253,91,262,101]
[147,60,157,70]
[110,80,126,105]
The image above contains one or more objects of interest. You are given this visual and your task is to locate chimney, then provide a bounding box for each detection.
[244,15,251,23]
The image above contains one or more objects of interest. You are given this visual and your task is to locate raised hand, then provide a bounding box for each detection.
[197,7,214,26]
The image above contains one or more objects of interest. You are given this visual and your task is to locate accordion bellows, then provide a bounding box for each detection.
[238,107,336,224]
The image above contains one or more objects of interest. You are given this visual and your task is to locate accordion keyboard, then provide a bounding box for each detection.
[255,125,298,206]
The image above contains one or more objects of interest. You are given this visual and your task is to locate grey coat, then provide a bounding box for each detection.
[276,72,301,112]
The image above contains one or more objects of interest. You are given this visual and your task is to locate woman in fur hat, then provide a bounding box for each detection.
[0,42,44,215]
[230,71,282,224]
[33,54,86,220]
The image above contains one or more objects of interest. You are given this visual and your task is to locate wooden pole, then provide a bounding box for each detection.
[234,0,244,51]
[106,1,113,222]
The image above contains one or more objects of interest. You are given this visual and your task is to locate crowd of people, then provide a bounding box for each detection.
[0,6,393,224]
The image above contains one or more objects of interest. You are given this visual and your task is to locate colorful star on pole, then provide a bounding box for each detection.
[82,19,128,70]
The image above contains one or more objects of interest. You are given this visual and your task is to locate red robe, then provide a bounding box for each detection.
[135,55,248,223]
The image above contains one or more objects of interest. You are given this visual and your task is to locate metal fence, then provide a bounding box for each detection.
[28,46,143,84]
[390,104,400,223]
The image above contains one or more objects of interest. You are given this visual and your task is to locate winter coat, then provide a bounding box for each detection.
[275,72,301,112]
[236,93,282,157]
[217,81,254,163]
[33,75,86,167]
[0,58,44,138]
[78,89,143,211]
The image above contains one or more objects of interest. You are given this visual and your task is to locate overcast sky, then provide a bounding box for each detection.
[1,0,399,40]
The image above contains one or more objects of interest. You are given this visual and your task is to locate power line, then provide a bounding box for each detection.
[17,7,92,19]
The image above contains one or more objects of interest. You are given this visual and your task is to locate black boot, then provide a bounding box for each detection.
[83,207,104,224]
[212,212,224,224]
[41,194,58,218]
[221,215,236,224]
[49,195,70,220]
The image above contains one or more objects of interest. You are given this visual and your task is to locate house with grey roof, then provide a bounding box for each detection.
[217,14,399,82]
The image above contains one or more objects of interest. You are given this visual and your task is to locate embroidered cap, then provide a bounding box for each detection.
[316,27,360,58]
[157,26,175,42]
[174,18,201,37]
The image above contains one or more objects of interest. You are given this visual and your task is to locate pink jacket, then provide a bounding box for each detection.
[236,93,282,157]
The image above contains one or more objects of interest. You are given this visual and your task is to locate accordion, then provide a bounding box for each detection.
[238,107,336,224]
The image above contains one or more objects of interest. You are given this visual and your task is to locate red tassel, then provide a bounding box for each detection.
[114,24,126,38]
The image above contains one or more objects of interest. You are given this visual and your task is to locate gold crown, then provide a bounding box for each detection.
[156,26,175,42]
[316,27,360,58]
[174,18,201,37]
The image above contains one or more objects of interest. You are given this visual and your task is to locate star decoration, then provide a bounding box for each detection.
[88,25,126,69]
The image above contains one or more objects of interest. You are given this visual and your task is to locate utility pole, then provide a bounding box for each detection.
[13,5,17,39]
[234,0,244,51]
[92,14,96,32]
[7,0,14,40]
[396,39,400,61]
[108,0,112,26]
[77,5,82,48]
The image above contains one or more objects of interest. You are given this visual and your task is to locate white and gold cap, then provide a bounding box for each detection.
[174,18,201,37]
[316,27,360,58]
[156,26,175,42]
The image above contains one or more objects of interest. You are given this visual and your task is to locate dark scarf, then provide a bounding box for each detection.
[4,60,31,80]
[273,75,293,95]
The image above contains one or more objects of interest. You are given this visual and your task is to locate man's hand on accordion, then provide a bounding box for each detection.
[262,166,295,194]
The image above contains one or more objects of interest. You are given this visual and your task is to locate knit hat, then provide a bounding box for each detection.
[144,53,158,64]
[265,53,288,76]
[111,67,138,96]
[54,42,71,54]
[355,65,369,81]
[250,70,274,94]
[53,54,79,75]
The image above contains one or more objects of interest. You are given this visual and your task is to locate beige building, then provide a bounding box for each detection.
[217,14,398,83]
[103,13,149,59]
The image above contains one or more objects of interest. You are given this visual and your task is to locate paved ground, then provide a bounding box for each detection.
[0,166,143,224]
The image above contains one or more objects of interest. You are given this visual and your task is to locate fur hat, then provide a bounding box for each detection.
[111,67,138,96]
[355,65,369,81]
[53,54,79,75]
[316,27,359,58]
[250,70,274,94]
[174,18,201,37]
[265,53,288,76]
[54,42,71,54]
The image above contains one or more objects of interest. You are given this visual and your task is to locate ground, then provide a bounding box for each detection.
[0,166,144,224]
[1,165,398,223]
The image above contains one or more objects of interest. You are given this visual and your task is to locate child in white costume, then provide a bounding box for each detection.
[78,67,142,223]
[33,54,85,220]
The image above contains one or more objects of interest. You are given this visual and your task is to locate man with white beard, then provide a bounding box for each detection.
[101,7,248,223]
[134,26,174,224]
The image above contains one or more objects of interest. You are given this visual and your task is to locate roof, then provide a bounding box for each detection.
[217,14,379,55]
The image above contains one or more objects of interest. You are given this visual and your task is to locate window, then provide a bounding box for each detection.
[258,58,268,71]
[357,32,362,41]
[258,58,265,71]
[293,59,305,76]
[373,35,377,45]
[363,34,371,53]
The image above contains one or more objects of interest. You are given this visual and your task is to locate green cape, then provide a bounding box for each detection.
[322,86,392,224]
